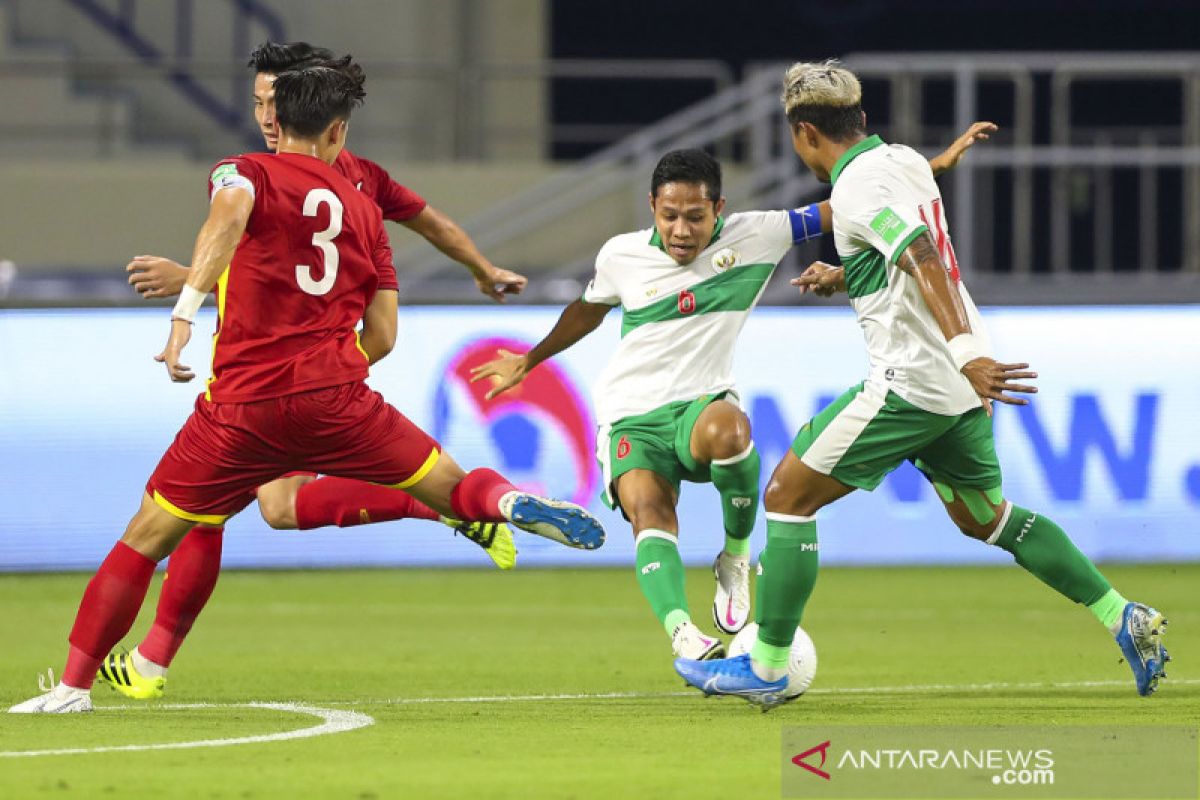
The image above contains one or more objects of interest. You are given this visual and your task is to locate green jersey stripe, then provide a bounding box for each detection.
[843,249,888,299]
[620,262,775,336]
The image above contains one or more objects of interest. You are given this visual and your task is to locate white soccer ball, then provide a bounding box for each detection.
[728,622,817,698]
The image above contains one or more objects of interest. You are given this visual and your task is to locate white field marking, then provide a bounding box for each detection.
[0,702,374,759]
[314,677,1200,706]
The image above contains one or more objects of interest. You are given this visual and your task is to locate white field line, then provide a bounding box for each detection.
[5,677,1193,758]
[312,676,1200,706]
[0,702,374,758]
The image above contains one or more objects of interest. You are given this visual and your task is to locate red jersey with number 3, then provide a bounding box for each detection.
[203,151,398,403]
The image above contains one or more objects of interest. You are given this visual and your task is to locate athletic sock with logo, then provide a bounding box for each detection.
[751,514,819,682]
[294,477,440,529]
[710,443,760,557]
[991,504,1115,619]
[634,529,691,635]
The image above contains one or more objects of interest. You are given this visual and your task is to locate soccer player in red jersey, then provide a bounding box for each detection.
[97,45,524,698]
[10,62,605,713]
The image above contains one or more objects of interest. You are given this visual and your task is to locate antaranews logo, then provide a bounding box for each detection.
[791,740,831,780]
[781,726,1198,799]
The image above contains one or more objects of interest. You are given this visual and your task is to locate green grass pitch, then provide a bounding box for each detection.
[1,564,1195,798]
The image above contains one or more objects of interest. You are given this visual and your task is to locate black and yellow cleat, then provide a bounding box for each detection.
[96,650,166,700]
[441,517,517,570]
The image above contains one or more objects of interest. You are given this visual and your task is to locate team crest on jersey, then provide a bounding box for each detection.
[711,248,739,273]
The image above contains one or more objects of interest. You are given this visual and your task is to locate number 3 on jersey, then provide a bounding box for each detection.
[296,188,343,296]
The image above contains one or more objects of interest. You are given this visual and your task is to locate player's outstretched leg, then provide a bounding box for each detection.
[404,458,605,551]
[96,523,224,700]
[985,502,1169,695]
[274,476,518,569]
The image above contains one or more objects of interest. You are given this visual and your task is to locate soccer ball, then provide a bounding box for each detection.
[728,622,817,698]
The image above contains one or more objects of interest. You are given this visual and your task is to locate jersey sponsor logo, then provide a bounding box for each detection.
[434,337,599,508]
[711,247,740,273]
[210,163,239,182]
[617,435,631,459]
[869,207,908,245]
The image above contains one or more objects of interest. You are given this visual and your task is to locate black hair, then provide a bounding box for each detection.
[785,103,866,142]
[273,59,367,138]
[650,149,722,202]
[248,41,336,74]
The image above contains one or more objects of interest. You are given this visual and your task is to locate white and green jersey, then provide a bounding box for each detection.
[830,135,991,416]
[582,210,812,425]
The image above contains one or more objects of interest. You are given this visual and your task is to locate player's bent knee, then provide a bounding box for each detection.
[703,422,752,462]
[763,479,815,517]
[257,494,296,530]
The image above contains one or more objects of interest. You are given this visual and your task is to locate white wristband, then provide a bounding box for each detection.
[171,285,207,323]
[946,333,986,370]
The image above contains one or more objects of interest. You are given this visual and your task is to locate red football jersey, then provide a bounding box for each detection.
[203,151,399,403]
[334,149,427,222]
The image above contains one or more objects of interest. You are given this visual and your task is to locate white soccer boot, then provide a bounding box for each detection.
[671,620,725,661]
[712,551,751,634]
[9,669,93,714]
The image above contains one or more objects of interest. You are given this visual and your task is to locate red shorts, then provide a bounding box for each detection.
[147,382,440,524]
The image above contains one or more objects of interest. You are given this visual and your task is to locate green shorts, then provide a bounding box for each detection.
[790,382,1002,492]
[596,392,733,511]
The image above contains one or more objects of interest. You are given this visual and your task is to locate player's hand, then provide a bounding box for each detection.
[469,348,530,400]
[929,122,998,176]
[960,357,1037,414]
[792,261,846,297]
[155,318,195,382]
[127,256,190,299]
[477,267,528,303]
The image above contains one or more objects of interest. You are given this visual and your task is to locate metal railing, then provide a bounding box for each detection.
[396,52,1200,303]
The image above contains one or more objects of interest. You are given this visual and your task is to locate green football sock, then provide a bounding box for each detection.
[1088,588,1130,633]
[634,530,690,635]
[752,514,819,674]
[711,443,760,557]
[993,505,1113,611]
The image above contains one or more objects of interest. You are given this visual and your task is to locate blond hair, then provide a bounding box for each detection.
[780,60,865,139]
[781,60,862,112]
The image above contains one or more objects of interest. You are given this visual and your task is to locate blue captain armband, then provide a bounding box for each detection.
[788,203,823,244]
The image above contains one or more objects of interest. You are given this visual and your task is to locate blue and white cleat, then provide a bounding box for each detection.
[499,492,606,550]
[1115,602,1169,697]
[675,653,790,710]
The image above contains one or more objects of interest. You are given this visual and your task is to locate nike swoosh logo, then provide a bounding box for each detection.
[49,696,85,713]
[702,676,780,696]
[725,598,739,629]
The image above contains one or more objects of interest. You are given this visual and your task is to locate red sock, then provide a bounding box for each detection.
[450,468,518,523]
[293,477,440,530]
[64,542,157,689]
[138,525,223,668]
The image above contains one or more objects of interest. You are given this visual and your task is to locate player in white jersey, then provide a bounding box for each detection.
[472,129,993,667]
[676,60,1169,707]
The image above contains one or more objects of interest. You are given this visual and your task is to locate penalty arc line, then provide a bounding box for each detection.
[0,702,374,758]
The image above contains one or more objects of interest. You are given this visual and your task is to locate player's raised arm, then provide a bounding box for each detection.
[401,205,528,302]
[895,231,1037,409]
[156,186,254,382]
[929,121,998,177]
[470,298,611,400]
